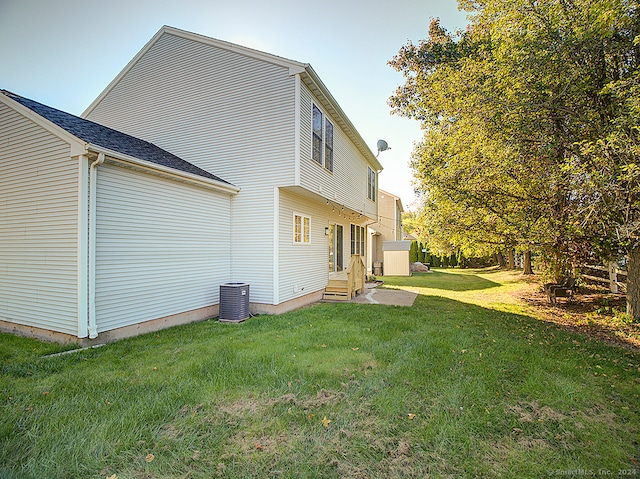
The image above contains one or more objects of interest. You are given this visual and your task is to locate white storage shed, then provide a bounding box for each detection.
[382,241,412,276]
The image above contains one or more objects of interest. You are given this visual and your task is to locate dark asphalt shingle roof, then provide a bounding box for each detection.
[2,90,233,186]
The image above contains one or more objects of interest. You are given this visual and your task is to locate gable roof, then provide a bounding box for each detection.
[82,26,383,172]
[1,90,236,189]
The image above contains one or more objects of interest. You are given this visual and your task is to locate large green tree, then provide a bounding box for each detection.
[390,0,640,317]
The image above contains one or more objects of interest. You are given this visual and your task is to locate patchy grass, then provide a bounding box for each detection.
[1,269,639,478]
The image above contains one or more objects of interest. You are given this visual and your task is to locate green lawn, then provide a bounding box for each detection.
[1,269,639,478]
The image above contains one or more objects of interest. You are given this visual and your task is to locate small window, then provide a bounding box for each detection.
[367,166,376,201]
[324,119,334,172]
[294,214,311,244]
[312,105,323,165]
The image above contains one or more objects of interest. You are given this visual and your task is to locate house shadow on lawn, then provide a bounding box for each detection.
[383,269,501,292]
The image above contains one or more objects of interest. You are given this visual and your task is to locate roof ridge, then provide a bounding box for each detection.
[161,25,308,70]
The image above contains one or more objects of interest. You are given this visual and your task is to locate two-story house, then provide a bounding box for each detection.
[369,189,405,275]
[0,26,382,343]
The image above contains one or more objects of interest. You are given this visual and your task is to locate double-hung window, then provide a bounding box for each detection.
[294,214,311,244]
[367,166,376,201]
[312,104,334,172]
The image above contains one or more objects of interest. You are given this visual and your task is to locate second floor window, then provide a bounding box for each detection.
[312,104,334,172]
[367,166,376,201]
[324,119,333,171]
[312,105,323,166]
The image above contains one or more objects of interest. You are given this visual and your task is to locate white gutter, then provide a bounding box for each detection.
[87,153,105,339]
[85,144,240,195]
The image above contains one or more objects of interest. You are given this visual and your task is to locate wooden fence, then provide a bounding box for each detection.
[579,263,627,293]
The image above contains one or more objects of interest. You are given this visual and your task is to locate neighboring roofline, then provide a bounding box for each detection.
[1,91,239,195]
[81,25,382,171]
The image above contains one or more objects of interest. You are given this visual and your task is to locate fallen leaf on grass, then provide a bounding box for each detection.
[352,347,359,351]
[106,475,118,479]
[145,453,155,463]
[322,416,332,428]
[408,413,416,420]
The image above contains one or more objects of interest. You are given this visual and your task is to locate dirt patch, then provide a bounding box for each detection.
[217,397,262,417]
[305,388,346,408]
[519,283,640,350]
[506,401,567,423]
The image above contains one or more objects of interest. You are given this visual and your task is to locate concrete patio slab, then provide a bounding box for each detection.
[349,285,418,307]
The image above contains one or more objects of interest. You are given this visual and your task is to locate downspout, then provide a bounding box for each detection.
[87,152,105,339]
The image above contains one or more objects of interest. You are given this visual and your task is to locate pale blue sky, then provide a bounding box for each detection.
[0,0,468,207]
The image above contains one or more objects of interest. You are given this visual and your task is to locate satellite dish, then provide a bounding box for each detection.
[377,139,390,152]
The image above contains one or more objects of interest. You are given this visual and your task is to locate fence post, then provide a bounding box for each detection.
[608,262,619,294]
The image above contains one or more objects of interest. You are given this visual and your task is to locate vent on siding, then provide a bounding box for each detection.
[219,283,250,322]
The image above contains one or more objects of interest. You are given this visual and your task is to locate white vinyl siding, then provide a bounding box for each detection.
[0,102,79,335]
[94,163,232,332]
[278,191,329,302]
[299,83,377,220]
[85,31,297,304]
[278,189,367,303]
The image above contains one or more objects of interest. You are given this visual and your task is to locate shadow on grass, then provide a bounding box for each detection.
[383,269,501,292]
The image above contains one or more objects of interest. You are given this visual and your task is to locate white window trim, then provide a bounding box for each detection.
[293,213,311,245]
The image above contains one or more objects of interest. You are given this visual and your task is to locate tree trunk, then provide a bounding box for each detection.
[496,252,506,268]
[507,249,515,269]
[626,246,640,321]
[523,251,533,275]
